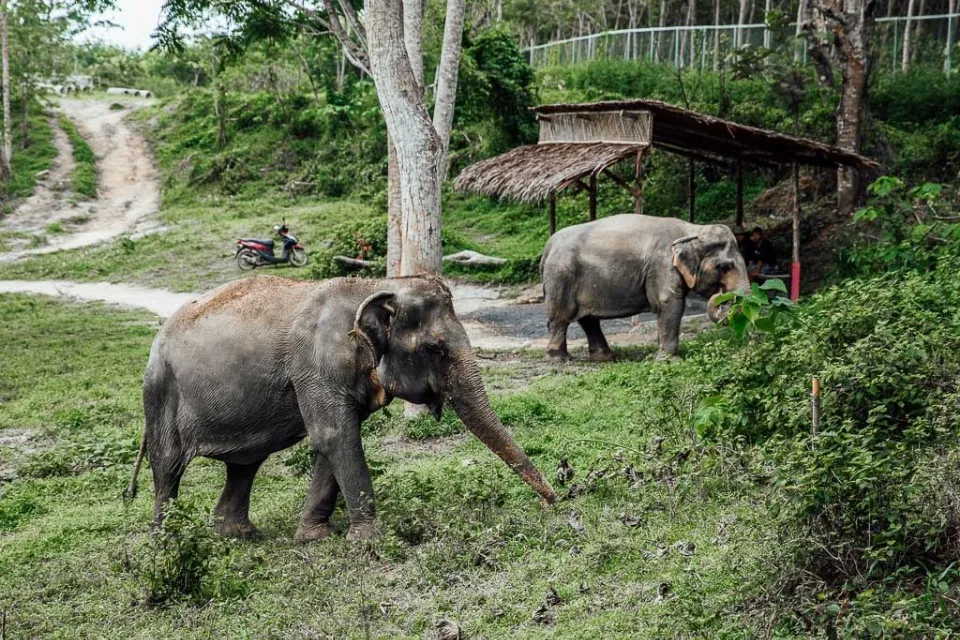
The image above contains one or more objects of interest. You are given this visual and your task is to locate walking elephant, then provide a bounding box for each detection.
[540,214,750,361]
[127,275,556,541]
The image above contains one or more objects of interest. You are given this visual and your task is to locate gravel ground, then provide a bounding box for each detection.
[460,295,708,341]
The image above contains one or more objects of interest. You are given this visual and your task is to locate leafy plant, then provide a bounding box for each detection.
[712,279,796,338]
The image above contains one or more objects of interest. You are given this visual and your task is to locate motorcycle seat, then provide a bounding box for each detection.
[241,238,275,248]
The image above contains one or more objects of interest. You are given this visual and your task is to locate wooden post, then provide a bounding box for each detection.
[811,377,821,438]
[688,158,696,223]
[549,193,557,236]
[735,159,744,228]
[589,173,598,221]
[791,162,801,301]
[634,148,645,215]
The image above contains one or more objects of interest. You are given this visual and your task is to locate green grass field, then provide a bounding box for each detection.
[0,295,781,638]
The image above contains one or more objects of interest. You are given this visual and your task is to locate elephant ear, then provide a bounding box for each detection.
[352,291,397,364]
[671,234,703,289]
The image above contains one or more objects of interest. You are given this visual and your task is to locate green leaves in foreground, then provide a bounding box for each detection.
[712,279,796,339]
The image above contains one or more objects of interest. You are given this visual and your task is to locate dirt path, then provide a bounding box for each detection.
[0,278,707,351]
[0,97,160,261]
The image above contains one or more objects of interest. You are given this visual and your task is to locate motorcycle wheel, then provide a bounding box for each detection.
[237,249,260,270]
[289,248,308,267]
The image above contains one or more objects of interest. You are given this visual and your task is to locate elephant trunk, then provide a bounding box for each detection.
[448,354,557,505]
[707,272,750,324]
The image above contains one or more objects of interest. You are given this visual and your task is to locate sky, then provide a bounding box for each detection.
[79,0,168,51]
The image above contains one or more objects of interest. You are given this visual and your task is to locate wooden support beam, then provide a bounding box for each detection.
[634,148,645,215]
[589,173,598,221]
[735,159,744,228]
[602,168,634,195]
[549,193,557,236]
[688,158,696,223]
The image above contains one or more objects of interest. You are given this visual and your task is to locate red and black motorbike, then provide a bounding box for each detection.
[235,224,308,270]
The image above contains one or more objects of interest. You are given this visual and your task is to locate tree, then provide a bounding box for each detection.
[1,0,11,180]
[811,0,878,212]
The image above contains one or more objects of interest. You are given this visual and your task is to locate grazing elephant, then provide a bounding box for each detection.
[127,275,557,541]
[540,214,750,361]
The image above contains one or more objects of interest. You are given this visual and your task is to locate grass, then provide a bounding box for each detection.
[0,294,781,637]
[0,105,57,203]
[58,114,98,198]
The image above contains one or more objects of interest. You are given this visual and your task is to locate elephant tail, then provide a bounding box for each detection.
[124,433,147,501]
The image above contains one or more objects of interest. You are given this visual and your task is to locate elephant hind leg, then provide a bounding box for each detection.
[546,317,572,360]
[151,453,188,525]
[579,316,615,362]
[295,451,340,542]
[214,459,265,538]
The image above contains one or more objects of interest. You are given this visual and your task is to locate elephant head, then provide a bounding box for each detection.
[670,225,750,323]
[352,279,557,505]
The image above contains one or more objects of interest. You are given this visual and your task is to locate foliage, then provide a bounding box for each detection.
[0,102,57,203]
[844,177,958,275]
[713,279,795,338]
[307,213,388,279]
[58,115,97,198]
[137,499,247,605]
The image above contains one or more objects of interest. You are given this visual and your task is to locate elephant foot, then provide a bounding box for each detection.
[295,521,335,542]
[655,351,681,363]
[215,519,259,539]
[589,349,617,362]
[546,349,572,362]
[346,521,378,542]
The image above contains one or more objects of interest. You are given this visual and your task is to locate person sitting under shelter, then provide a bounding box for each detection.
[747,226,778,279]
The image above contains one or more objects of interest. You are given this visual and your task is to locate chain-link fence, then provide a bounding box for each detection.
[526,13,959,76]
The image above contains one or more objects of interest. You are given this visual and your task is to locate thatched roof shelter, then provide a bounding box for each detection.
[455,142,644,203]
[453,98,880,301]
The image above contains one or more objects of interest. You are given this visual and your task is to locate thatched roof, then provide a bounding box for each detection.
[453,142,644,203]
[532,99,879,170]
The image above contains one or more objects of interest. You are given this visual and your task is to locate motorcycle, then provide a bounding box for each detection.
[236,224,308,270]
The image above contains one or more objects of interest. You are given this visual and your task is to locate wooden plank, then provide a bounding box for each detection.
[589,173,598,221]
[634,148,645,215]
[549,193,557,236]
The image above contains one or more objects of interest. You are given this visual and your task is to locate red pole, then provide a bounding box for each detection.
[790,162,801,301]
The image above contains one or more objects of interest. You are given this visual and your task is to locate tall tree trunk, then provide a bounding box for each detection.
[736,0,751,47]
[386,136,402,276]
[763,0,773,49]
[655,0,669,62]
[714,0,722,69]
[1,0,11,180]
[20,81,27,148]
[911,0,926,64]
[679,2,691,68]
[947,0,957,73]
[902,0,916,70]
[433,0,467,180]
[815,0,878,212]
[367,0,444,278]
[403,0,425,91]
[794,0,808,62]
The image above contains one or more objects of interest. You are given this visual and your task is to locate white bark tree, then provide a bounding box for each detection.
[736,0,751,47]
[902,0,916,70]
[947,0,957,74]
[367,0,466,278]
[0,0,11,180]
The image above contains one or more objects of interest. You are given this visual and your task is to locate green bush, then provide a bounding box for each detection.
[138,499,247,605]
[58,115,98,198]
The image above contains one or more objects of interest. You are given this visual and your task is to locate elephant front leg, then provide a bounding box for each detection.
[655,298,685,361]
[305,406,377,541]
[295,451,340,542]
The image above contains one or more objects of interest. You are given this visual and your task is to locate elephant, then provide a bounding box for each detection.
[127,275,557,541]
[540,214,750,361]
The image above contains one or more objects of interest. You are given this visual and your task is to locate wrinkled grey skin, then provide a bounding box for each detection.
[540,214,750,361]
[128,275,557,541]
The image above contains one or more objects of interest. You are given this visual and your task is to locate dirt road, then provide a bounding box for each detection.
[0,97,160,261]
